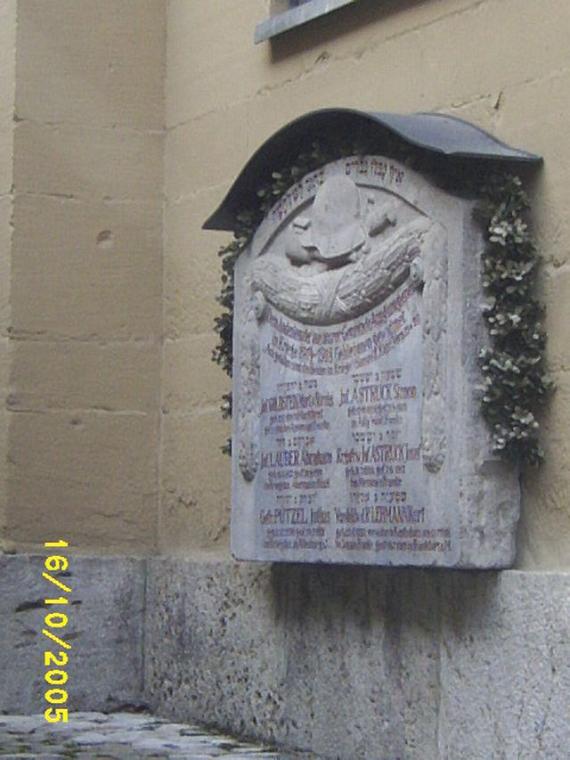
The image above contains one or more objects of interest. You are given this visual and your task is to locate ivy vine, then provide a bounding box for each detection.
[475,175,552,465]
[212,143,551,464]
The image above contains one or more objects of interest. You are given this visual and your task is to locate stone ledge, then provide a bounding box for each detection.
[0,554,145,714]
[145,558,570,760]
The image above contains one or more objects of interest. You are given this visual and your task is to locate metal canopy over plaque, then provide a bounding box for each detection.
[204,110,541,568]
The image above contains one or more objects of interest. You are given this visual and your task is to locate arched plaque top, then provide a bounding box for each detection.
[203,108,542,232]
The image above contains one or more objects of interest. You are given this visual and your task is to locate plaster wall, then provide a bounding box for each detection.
[3,0,166,553]
[162,0,570,569]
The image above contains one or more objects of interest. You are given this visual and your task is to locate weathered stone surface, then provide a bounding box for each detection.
[10,341,160,414]
[159,413,231,553]
[7,412,159,553]
[4,555,568,758]
[145,557,570,760]
[16,0,165,129]
[231,155,519,568]
[0,555,145,714]
[11,195,162,341]
[14,121,163,203]
[438,571,570,760]
[4,0,164,556]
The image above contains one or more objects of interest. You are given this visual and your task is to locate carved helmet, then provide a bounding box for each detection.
[300,175,366,262]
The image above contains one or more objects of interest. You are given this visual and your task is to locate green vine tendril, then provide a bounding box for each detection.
[475,175,553,465]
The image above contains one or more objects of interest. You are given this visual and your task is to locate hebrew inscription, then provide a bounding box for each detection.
[256,289,437,558]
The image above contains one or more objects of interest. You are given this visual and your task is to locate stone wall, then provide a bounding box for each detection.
[1,4,570,755]
[144,557,570,760]
[162,0,570,570]
[2,0,166,554]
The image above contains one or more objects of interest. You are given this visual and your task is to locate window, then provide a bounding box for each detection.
[255,0,360,44]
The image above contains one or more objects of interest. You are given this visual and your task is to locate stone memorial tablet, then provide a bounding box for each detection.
[229,154,521,568]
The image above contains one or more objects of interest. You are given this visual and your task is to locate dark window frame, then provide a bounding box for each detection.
[255,0,360,44]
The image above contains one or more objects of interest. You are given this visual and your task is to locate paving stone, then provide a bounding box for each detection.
[47,719,105,733]
[87,729,146,744]
[0,712,316,758]
[72,711,111,721]
[73,731,116,746]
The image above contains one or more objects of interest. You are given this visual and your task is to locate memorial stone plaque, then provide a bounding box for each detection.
[231,155,520,568]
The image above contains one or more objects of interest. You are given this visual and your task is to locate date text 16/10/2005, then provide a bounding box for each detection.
[42,540,71,723]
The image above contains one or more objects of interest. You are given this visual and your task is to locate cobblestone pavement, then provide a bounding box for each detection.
[0,712,318,759]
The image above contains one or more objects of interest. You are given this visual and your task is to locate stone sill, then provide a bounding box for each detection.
[254,0,359,44]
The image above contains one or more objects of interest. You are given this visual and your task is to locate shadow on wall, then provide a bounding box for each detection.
[270,562,501,639]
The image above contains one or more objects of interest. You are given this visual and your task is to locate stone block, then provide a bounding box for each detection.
[0,196,12,334]
[145,558,570,760]
[438,571,570,760]
[10,340,160,414]
[222,0,570,175]
[16,0,165,129]
[6,411,158,552]
[145,558,440,758]
[162,335,230,414]
[0,408,9,543]
[543,265,570,374]
[0,0,16,122]
[0,124,13,197]
[166,0,302,127]
[165,104,249,201]
[163,189,230,338]
[0,339,9,546]
[517,381,570,570]
[159,412,230,552]
[14,120,163,202]
[0,336,11,401]
[0,554,145,714]
[396,0,570,110]
[11,195,161,340]
[499,68,570,269]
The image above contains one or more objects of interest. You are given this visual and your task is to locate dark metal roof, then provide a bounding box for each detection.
[203,108,542,232]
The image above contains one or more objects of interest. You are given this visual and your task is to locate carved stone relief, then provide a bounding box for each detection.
[251,174,431,325]
[231,155,519,568]
[238,168,448,483]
